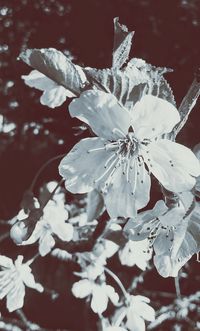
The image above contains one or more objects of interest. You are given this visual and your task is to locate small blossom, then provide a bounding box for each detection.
[125,192,200,277]
[0,255,43,312]
[76,239,119,281]
[118,239,152,270]
[22,66,85,108]
[21,200,73,256]
[59,91,200,218]
[113,295,155,331]
[72,278,119,314]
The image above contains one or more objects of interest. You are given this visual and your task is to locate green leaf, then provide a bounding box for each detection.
[112,17,134,68]
[84,67,147,108]
[112,17,134,69]
[19,48,85,95]
[125,58,176,106]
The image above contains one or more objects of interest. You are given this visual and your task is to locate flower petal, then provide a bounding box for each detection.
[126,312,145,331]
[0,255,14,269]
[69,90,132,140]
[21,221,44,246]
[104,165,136,218]
[51,222,73,242]
[6,281,25,312]
[105,285,119,305]
[91,284,108,314]
[104,160,150,218]
[154,206,200,277]
[22,70,74,108]
[59,137,116,194]
[132,295,155,322]
[21,70,56,91]
[39,231,55,256]
[40,86,71,108]
[124,200,167,241]
[21,265,43,292]
[119,240,152,270]
[131,95,180,140]
[143,140,200,192]
[72,279,92,298]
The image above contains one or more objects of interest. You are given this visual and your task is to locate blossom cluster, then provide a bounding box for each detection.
[0,17,199,331]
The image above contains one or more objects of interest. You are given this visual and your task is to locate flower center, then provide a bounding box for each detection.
[118,133,139,159]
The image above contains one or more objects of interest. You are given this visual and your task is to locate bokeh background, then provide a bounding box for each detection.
[0,0,200,330]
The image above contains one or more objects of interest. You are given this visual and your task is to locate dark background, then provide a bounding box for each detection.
[0,1,200,330]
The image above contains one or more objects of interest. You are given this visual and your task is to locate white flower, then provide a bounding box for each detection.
[125,192,200,277]
[21,66,85,108]
[0,255,43,312]
[76,239,118,281]
[113,295,155,331]
[59,90,200,218]
[118,239,152,270]
[21,200,73,256]
[72,279,119,314]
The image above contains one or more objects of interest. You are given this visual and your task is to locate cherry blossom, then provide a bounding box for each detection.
[125,192,200,277]
[0,255,43,312]
[20,199,73,256]
[72,279,119,314]
[59,90,200,218]
[118,239,152,270]
[113,294,155,331]
[21,65,85,108]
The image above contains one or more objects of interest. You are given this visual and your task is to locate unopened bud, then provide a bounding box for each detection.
[10,208,43,244]
[10,220,29,244]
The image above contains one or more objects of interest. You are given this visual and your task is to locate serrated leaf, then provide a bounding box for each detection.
[84,67,147,108]
[19,48,85,96]
[112,17,134,69]
[125,58,176,106]
[151,76,176,106]
[86,189,104,222]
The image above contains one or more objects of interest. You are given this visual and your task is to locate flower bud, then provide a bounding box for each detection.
[10,208,43,244]
[10,220,29,244]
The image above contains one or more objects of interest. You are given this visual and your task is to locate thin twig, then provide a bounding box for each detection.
[104,266,128,298]
[41,178,65,209]
[29,154,66,192]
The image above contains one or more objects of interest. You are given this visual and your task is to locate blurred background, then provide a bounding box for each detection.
[0,0,200,330]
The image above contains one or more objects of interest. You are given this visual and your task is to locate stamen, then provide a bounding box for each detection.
[104,153,116,168]
[130,160,137,195]
[105,142,119,150]
[112,128,126,138]
[87,146,106,153]
[126,159,131,182]
[94,156,118,183]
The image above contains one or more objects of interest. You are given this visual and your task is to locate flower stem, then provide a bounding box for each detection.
[29,153,66,192]
[175,274,181,300]
[41,178,65,209]
[104,266,128,298]
[16,309,41,330]
[27,253,40,265]
[171,73,200,140]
